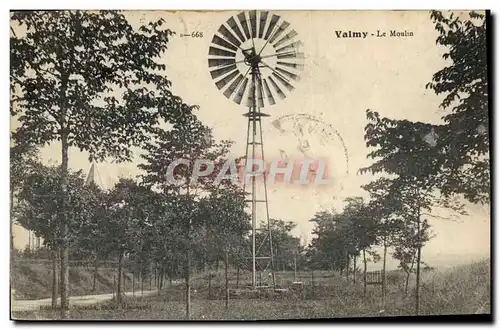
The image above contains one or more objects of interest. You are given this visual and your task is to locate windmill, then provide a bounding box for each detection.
[208,10,304,289]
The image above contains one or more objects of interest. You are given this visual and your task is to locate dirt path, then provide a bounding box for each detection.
[11,290,158,312]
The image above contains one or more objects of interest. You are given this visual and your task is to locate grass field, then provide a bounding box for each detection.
[11,258,490,320]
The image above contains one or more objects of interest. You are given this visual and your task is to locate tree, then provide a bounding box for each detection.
[197,184,250,308]
[11,10,192,318]
[10,143,40,252]
[359,11,489,206]
[306,198,378,283]
[361,104,467,314]
[307,210,345,272]
[426,10,489,204]
[139,114,235,319]
[71,181,109,292]
[106,178,158,304]
[341,197,379,285]
[307,210,348,273]
[16,165,87,308]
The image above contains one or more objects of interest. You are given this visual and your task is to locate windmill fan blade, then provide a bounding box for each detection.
[246,77,256,107]
[269,21,290,44]
[274,30,299,48]
[217,25,241,48]
[212,35,238,51]
[257,78,265,108]
[272,72,295,91]
[237,12,251,40]
[264,14,280,40]
[223,74,244,99]
[267,76,286,100]
[209,46,236,58]
[215,70,239,90]
[263,78,276,105]
[210,64,237,80]
[276,40,302,54]
[277,61,304,70]
[208,58,236,68]
[277,52,305,60]
[234,77,249,104]
[249,10,257,38]
[259,11,268,38]
[275,66,300,81]
[227,17,246,43]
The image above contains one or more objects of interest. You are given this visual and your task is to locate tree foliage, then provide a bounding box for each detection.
[10,10,195,161]
[360,11,489,204]
[16,165,88,250]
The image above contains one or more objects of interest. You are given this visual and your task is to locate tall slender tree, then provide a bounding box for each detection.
[139,114,235,319]
[11,10,191,318]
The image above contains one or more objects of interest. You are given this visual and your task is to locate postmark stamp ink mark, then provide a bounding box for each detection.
[271,113,350,191]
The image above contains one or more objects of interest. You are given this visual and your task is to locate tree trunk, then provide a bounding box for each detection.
[363,249,367,299]
[185,228,191,320]
[157,274,160,295]
[184,186,193,320]
[208,272,212,300]
[345,254,349,280]
[225,247,229,309]
[185,254,191,319]
[59,129,70,319]
[404,270,411,295]
[236,266,240,289]
[404,252,416,296]
[311,270,315,299]
[10,188,15,306]
[353,254,357,284]
[141,273,144,296]
[117,252,123,304]
[59,241,69,318]
[92,255,98,292]
[382,236,387,305]
[113,274,116,299]
[10,188,14,256]
[415,210,422,315]
[154,263,157,288]
[294,253,297,282]
[51,249,58,309]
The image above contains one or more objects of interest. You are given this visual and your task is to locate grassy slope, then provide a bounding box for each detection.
[12,258,490,320]
[11,261,147,300]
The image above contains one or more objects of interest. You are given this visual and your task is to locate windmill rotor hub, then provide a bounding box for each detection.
[243,48,261,67]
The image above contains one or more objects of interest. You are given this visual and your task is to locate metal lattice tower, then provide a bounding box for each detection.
[242,66,275,289]
[207,10,304,289]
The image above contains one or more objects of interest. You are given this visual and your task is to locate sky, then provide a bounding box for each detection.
[12,10,490,270]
